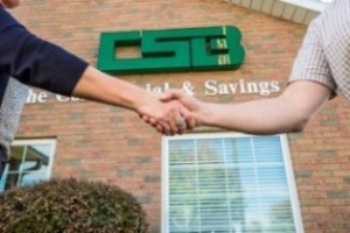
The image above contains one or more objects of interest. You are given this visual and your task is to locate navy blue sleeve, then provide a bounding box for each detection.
[0,5,88,96]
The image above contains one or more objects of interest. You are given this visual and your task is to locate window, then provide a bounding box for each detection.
[0,139,56,192]
[162,133,303,233]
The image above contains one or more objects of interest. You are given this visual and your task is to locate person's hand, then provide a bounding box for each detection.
[155,89,204,132]
[160,89,201,114]
[137,93,196,135]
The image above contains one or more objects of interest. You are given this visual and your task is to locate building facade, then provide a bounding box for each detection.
[1,0,349,232]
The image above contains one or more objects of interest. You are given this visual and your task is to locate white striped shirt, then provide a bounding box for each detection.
[289,0,350,100]
[0,78,29,154]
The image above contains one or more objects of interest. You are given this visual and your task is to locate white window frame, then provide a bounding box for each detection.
[161,132,304,233]
[0,139,56,191]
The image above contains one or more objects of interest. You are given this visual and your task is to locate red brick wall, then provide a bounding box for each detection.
[9,0,350,232]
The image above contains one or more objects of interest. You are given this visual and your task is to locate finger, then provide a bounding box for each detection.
[177,125,185,135]
[167,121,178,136]
[141,115,157,127]
[155,124,167,135]
[159,92,172,101]
[148,117,158,126]
[187,115,196,130]
[156,124,177,136]
[184,112,196,130]
[171,122,179,135]
[155,124,165,134]
[166,112,184,135]
[179,106,195,130]
[141,115,149,123]
[160,89,184,101]
[173,115,187,135]
[158,121,172,136]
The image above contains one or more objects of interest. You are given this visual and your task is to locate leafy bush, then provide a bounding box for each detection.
[0,178,149,233]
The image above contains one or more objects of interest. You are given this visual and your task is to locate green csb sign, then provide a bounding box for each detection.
[97,26,245,74]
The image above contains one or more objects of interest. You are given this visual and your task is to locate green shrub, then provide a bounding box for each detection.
[0,178,149,233]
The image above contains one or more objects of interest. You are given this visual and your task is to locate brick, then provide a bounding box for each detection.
[309,206,330,214]
[295,170,313,178]
[144,175,161,183]
[135,156,153,163]
[127,137,142,146]
[327,191,349,199]
[318,150,337,158]
[136,194,152,204]
[117,168,134,178]
[344,176,350,184]
[62,158,81,166]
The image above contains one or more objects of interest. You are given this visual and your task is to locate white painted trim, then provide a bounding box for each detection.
[1,139,57,192]
[12,139,57,180]
[279,0,330,12]
[280,134,305,233]
[161,136,170,233]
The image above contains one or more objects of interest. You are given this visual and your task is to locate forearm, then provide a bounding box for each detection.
[194,81,332,135]
[72,66,151,111]
[197,97,309,135]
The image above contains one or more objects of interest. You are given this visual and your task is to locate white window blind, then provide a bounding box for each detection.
[0,139,56,192]
[162,133,303,233]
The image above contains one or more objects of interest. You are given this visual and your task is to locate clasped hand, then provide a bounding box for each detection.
[138,90,200,136]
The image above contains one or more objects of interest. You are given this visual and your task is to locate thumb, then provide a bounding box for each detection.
[160,89,184,101]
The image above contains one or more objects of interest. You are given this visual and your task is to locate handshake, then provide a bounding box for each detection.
[137,89,203,136]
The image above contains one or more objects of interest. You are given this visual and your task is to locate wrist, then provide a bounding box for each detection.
[132,91,158,114]
[126,90,151,113]
[194,102,212,127]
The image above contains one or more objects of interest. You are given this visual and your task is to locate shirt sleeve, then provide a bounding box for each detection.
[0,5,88,96]
[288,19,337,97]
[0,78,29,152]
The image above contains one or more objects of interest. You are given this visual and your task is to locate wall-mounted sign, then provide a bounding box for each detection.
[97,26,245,74]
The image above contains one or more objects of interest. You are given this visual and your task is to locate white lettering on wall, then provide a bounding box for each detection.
[204,79,280,96]
[25,79,281,105]
[25,90,84,104]
[26,89,45,104]
[145,82,170,93]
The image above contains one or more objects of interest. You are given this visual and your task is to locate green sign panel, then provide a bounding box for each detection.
[97,26,245,74]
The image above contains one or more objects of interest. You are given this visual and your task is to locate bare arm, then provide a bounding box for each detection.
[72,66,192,135]
[161,81,332,135]
[73,66,150,111]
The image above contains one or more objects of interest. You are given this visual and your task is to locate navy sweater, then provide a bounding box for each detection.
[0,4,88,104]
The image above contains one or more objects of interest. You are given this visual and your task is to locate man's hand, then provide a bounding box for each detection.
[73,67,196,135]
[160,89,201,114]
[137,92,196,135]
[141,89,203,135]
